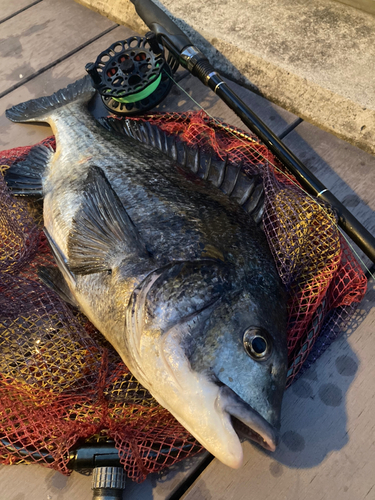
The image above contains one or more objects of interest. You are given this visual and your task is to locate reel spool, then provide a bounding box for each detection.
[85,33,177,116]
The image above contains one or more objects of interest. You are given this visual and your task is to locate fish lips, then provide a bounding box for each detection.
[218,385,279,453]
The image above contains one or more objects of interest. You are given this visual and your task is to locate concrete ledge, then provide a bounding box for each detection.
[75,0,375,156]
[334,0,375,16]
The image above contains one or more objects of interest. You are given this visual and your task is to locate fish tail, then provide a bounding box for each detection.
[6,76,95,123]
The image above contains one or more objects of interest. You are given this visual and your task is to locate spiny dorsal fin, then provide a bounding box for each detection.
[99,117,265,225]
[6,76,95,123]
[67,166,149,275]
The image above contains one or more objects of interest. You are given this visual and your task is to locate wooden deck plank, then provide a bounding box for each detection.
[0,464,93,500]
[0,0,41,23]
[0,0,115,97]
[125,453,210,500]
[158,74,299,138]
[182,126,375,500]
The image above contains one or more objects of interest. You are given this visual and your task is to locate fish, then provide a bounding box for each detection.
[5,76,288,469]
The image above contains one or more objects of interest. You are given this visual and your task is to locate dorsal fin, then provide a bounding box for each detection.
[99,117,265,225]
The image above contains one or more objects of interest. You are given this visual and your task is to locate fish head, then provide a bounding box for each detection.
[125,259,287,469]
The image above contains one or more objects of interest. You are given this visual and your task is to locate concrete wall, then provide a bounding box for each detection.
[334,0,375,16]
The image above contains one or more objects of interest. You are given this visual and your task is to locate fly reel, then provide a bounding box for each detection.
[85,33,177,116]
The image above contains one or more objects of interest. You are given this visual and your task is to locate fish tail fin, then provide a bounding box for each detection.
[6,76,95,123]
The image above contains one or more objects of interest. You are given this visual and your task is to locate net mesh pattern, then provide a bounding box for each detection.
[0,111,367,480]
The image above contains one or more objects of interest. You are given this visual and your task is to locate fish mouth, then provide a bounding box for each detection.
[218,385,279,454]
[231,416,278,452]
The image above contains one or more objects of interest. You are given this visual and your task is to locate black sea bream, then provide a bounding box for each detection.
[5,76,287,468]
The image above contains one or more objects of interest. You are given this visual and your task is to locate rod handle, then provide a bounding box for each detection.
[130,0,192,52]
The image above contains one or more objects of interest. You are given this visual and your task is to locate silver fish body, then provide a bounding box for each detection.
[6,77,288,468]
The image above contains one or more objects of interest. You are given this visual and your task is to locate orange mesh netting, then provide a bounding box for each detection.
[0,111,367,480]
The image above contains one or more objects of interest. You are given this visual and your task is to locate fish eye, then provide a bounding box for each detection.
[243,327,272,361]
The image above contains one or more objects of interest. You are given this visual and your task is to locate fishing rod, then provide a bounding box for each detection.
[129,0,375,265]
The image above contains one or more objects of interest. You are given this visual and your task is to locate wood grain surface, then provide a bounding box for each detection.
[0,0,40,23]
[0,0,115,96]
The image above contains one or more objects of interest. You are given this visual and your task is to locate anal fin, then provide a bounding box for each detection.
[4,144,53,196]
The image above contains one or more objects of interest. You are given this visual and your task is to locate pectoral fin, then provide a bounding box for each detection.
[67,166,149,275]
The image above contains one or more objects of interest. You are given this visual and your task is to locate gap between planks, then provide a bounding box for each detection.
[0,0,43,24]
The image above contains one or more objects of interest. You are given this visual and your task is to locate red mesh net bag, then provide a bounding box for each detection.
[0,111,367,480]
